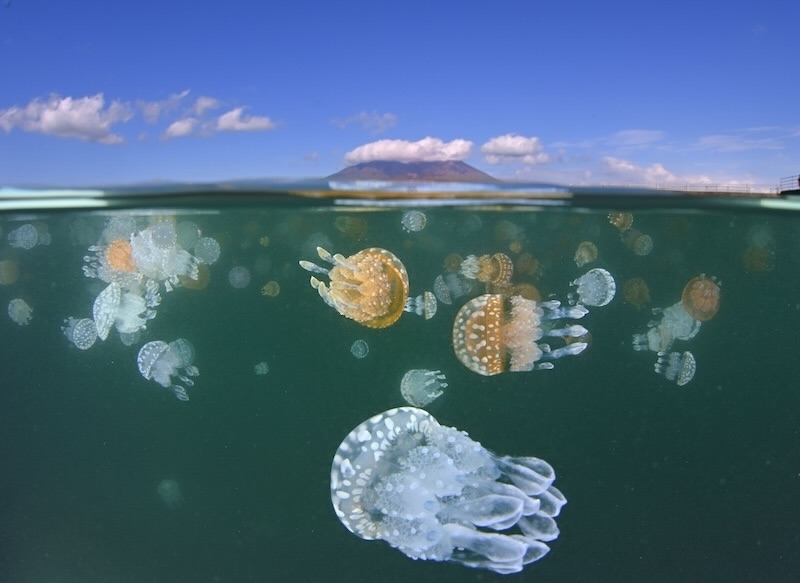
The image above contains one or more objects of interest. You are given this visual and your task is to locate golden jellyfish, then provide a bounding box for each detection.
[460,253,514,286]
[509,282,541,302]
[622,277,650,309]
[0,259,19,285]
[106,239,137,273]
[452,294,589,376]
[621,229,653,256]
[334,216,369,239]
[574,241,598,267]
[261,280,281,297]
[681,275,720,322]
[608,212,633,231]
[299,247,409,328]
[742,246,775,272]
[443,253,463,273]
[515,252,540,276]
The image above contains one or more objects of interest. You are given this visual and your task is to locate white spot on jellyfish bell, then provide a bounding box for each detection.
[331,407,566,575]
[62,317,98,350]
[570,268,616,307]
[8,298,33,326]
[157,479,183,509]
[400,369,448,407]
[137,339,199,401]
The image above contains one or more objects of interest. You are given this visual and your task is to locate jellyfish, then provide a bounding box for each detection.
[404,291,438,320]
[299,247,409,329]
[157,479,183,509]
[622,229,653,256]
[400,369,447,407]
[573,241,598,267]
[515,252,540,277]
[0,259,19,285]
[681,275,720,322]
[655,351,696,386]
[331,407,566,575]
[7,223,39,250]
[569,268,616,307]
[432,273,473,306]
[261,280,280,297]
[93,281,158,341]
[130,223,199,291]
[62,317,98,350]
[632,302,701,353]
[350,339,369,359]
[228,266,251,288]
[176,221,200,250]
[453,294,589,376]
[460,253,514,287]
[608,212,633,231]
[401,210,427,233]
[254,361,269,375]
[8,298,33,325]
[194,236,221,265]
[334,216,369,239]
[622,277,650,309]
[137,339,199,401]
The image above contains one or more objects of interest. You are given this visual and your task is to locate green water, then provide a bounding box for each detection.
[1,190,798,582]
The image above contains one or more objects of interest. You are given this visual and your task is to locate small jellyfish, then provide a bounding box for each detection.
[460,253,514,287]
[622,277,650,309]
[350,339,369,359]
[157,479,183,510]
[433,275,452,305]
[655,351,696,386]
[137,339,199,401]
[681,275,720,322]
[443,253,464,273]
[608,212,633,231]
[404,291,438,320]
[622,229,653,256]
[194,236,221,265]
[228,266,251,289]
[570,268,616,307]
[259,235,271,247]
[453,294,589,376]
[299,247,409,329]
[62,317,98,350]
[0,259,19,285]
[254,361,269,375]
[573,241,598,267]
[515,252,540,276]
[400,369,447,407]
[176,221,200,250]
[401,210,427,232]
[179,262,211,290]
[8,298,32,325]
[261,280,280,297]
[7,223,39,250]
[742,246,775,272]
[334,216,369,239]
[331,407,566,574]
[632,302,701,353]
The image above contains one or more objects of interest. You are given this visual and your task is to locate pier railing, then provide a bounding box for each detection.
[779,175,800,193]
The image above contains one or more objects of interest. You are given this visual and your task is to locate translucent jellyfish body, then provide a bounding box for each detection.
[681,275,720,322]
[632,302,701,353]
[299,247,409,328]
[7,223,39,250]
[194,236,221,265]
[655,351,696,386]
[453,294,589,376]
[331,407,566,575]
[254,361,269,375]
[130,223,199,291]
[573,241,598,267]
[62,317,98,350]
[433,273,473,306]
[401,210,427,232]
[0,259,19,285]
[404,291,438,320]
[93,281,159,341]
[137,339,199,401]
[350,339,369,359]
[8,298,33,325]
[400,369,447,407]
[228,266,251,288]
[570,268,616,307]
[157,479,183,509]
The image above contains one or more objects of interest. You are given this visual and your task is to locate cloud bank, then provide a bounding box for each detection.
[481,134,550,165]
[344,136,473,164]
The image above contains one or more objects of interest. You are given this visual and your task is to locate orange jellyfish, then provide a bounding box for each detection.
[261,280,281,297]
[622,277,650,309]
[681,275,720,322]
[452,294,589,376]
[106,239,137,273]
[461,253,514,286]
[0,259,19,285]
[179,263,210,290]
[742,246,774,272]
[608,212,633,231]
[299,247,409,328]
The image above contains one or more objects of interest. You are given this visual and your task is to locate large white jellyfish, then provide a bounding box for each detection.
[331,407,566,575]
[8,298,33,325]
[569,268,616,307]
[62,317,98,350]
[632,302,701,353]
[93,281,159,341]
[129,222,198,291]
[137,339,199,401]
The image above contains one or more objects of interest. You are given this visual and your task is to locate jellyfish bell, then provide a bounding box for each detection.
[621,229,653,256]
[608,212,633,231]
[573,241,598,267]
[400,369,448,407]
[623,277,650,309]
[228,265,251,289]
[452,294,589,376]
[681,275,720,322]
[137,339,199,401]
[0,259,19,285]
[7,223,39,250]
[62,317,98,350]
[460,253,514,287]
[401,210,427,233]
[7,298,33,325]
[404,291,438,320]
[569,268,616,307]
[254,361,269,375]
[655,351,696,386]
[350,339,369,359]
[157,479,183,510]
[331,407,566,574]
[632,302,701,353]
[299,247,409,329]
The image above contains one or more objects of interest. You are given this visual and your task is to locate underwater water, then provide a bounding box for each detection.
[0,186,798,582]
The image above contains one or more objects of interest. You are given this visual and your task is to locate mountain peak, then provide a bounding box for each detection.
[327,160,498,182]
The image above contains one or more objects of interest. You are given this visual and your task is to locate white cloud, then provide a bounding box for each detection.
[193,96,220,116]
[0,93,131,144]
[609,129,664,147]
[601,156,712,185]
[481,134,550,165]
[137,90,190,123]
[332,111,397,133]
[344,136,473,164]
[163,118,198,139]
[216,107,274,132]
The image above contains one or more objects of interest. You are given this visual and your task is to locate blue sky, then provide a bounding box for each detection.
[1,0,798,189]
